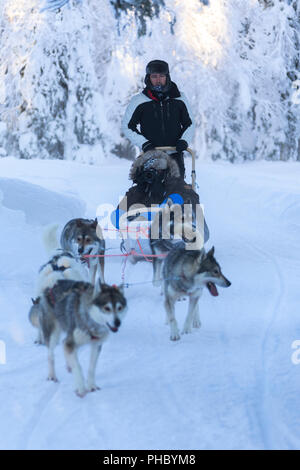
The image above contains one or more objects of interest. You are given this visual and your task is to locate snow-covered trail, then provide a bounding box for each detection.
[0,157,299,450]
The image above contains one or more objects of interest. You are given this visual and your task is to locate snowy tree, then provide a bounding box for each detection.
[0,0,299,162]
[110,0,165,37]
[0,0,115,162]
[224,0,300,162]
[164,0,300,162]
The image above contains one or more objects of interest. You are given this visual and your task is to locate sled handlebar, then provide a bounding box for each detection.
[154,146,196,190]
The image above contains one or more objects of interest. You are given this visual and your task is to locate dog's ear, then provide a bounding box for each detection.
[109,283,124,294]
[91,218,98,229]
[207,246,215,258]
[31,297,40,305]
[99,281,110,292]
[193,248,205,266]
[117,283,125,294]
[93,279,104,297]
[99,280,104,291]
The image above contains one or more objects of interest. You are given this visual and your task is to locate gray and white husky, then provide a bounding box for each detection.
[35,251,87,296]
[29,250,87,344]
[44,218,105,285]
[35,280,127,397]
[163,240,231,341]
[149,199,176,287]
[150,200,206,288]
[60,218,105,285]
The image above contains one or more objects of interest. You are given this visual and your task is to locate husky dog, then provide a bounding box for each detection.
[36,251,87,297]
[60,218,105,285]
[37,280,127,397]
[150,200,204,287]
[163,241,231,341]
[29,251,87,344]
[150,199,180,287]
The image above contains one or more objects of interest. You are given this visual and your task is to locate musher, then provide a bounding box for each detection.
[122,59,194,179]
[111,60,209,244]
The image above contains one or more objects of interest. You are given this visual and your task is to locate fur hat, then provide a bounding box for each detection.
[146,60,169,75]
[144,60,171,93]
[129,149,180,182]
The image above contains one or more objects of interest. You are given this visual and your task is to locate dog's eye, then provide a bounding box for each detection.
[85,237,91,243]
[117,304,123,312]
[214,269,220,275]
[77,236,82,241]
[104,305,111,312]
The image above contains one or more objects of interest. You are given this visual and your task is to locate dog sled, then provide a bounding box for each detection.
[112,146,209,263]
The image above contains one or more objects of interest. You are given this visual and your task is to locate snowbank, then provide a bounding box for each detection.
[0,177,85,226]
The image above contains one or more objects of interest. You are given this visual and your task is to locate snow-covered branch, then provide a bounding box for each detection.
[0,0,299,162]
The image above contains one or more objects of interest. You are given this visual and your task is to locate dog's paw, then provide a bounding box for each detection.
[182,325,192,335]
[152,279,162,288]
[170,329,181,341]
[193,319,201,329]
[47,375,59,383]
[170,334,181,341]
[66,365,72,373]
[87,384,101,393]
[75,388,87,398]
[170,323,180,341]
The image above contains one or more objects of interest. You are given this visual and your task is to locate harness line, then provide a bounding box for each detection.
[81,226,170,286]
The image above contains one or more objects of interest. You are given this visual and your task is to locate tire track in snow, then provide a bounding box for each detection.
[241,236,285,449]
[142,293,203,449]
[18,383,60,449]
[130,288,183,446]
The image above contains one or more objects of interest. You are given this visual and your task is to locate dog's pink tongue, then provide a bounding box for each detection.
[107,323,118,333]
[208,282,218,296]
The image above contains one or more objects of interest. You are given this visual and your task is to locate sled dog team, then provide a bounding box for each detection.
[29,209,231,397]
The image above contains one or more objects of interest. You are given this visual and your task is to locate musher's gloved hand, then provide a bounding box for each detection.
[142,141,156,153]
[176,139,188,153]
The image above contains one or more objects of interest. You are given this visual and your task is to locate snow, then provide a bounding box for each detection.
[0,176,85,225]
[2,1,300,162]
[0,155,299,450]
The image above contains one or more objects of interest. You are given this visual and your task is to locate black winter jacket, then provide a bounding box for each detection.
[122,82,194,148]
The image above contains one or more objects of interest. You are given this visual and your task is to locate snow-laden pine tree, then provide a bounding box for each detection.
[106,0,300,162]
[161,0,300,162]
[1,0,300,162]
[224,0,300,162]
[0,0,115,162]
